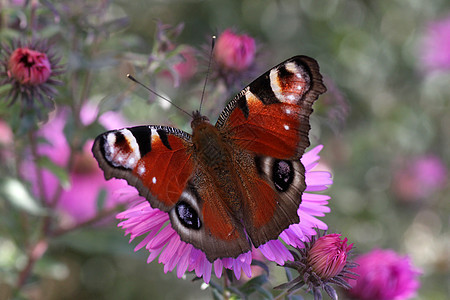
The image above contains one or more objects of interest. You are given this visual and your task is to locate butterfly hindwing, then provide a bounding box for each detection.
[169,172,251,262]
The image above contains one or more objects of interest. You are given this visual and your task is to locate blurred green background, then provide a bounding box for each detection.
[1,0,449,299]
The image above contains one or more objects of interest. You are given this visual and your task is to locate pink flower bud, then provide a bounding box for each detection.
[214,29,256,72]
[8,47,51,85]
[307,233,353,279]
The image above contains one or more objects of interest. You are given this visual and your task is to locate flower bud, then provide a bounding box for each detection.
[8,48,51,85]
[307,233,353,279]
[214,29,256,72]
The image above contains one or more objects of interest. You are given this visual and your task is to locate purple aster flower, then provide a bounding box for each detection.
[23,105,128,225]
[420,14,450,72]
[116,145,332,283]
[347,249,422,300]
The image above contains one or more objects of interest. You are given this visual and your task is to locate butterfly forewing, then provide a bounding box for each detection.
[92,125,194,211]
[216,55,326,160]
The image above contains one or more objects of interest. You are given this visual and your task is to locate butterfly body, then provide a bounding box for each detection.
[92,56,326,262]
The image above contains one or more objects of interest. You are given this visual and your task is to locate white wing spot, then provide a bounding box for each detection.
[287,94,296,101]
[296,73,302,79]
[151,128,159,142]
[152,177,157,184]
[296,85,302,90]
[284,124,290,130]
[286,109,291,114]
[138,165,146,175]
[285,62,299,74]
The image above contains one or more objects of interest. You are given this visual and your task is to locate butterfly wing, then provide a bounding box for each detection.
[169,171,251,262]
[92,125,251,261]
[216,55,326,159]
[216,55,326,248]
[92,125,195,211]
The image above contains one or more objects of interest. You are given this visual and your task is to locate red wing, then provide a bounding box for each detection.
[168,170,251,262]
[237,155,306,248]
[93,125,252,262]
[216,55,326,160]
[92,125,194,212]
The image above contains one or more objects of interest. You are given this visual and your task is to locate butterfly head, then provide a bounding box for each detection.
[191,110,210,130]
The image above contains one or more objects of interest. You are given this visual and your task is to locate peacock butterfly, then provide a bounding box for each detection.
[92,56,326,262]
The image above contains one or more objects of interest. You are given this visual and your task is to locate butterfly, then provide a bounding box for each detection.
[92,56,326,262]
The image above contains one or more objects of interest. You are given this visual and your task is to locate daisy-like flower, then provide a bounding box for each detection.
[346,249,422,300]
[116,145,332,283]
[0,40,63,118]
[274,232,356,299]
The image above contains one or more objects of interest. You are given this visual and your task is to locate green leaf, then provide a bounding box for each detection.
[239,274,269,295]
[36,156,70,189]
[1,178,46,215]
[256,286,274,300]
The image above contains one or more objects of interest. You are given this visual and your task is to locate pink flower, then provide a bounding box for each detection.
[421,14,450,72]
[347,249,422,300]
[214,29,256,72]
[393,155,447,202]
[307,234,353,280]
[0,40,63,118]
[8,48,51,85]
[274,232,356,299]
[23,106,128,225]
[116,145,332,283]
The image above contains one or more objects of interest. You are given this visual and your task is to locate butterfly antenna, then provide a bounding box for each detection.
[127,74,192,118]
[199,35,216,115]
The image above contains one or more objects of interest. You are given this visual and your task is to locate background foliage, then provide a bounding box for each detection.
[0,0,448,299]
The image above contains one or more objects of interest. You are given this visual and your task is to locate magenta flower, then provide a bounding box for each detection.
[23,105,128,225]
[307,233,353,280]
[0,40,63,112]
[275,232,355,299]
[347,249,422,300]
[7,48,51,85]
[214,29,256,72]
[116,145,332,283]
[393,155,448,202]
[420,14,450,72]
